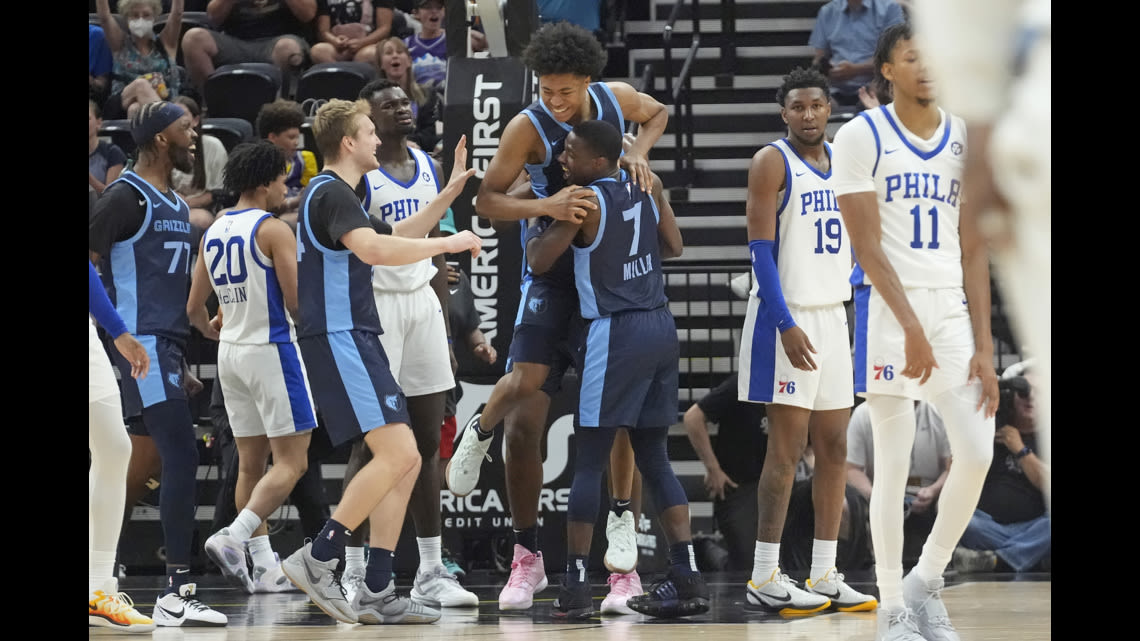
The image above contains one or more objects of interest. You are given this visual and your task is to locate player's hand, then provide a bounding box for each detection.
[443,135,477,195]
[969,352,1000,417]
[779,326,818,371]
[902,328,938,385]
[619,151,652,193]
[703,467,738,501]
[113,333,150,380]
[995,424,1025,454]
[443,229,482,258]
[546,184,596,222]
[473,341,497,365]
[208,307,224,335]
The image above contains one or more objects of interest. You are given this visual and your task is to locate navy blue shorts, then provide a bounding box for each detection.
[298,330,412,448]
[578,307,679,429]
[108,334,188,420]
[506,278,583,396]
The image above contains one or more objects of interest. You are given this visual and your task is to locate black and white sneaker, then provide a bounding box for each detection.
[152,583,227,627]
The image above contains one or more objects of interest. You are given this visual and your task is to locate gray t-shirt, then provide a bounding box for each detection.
[846,401,951,487]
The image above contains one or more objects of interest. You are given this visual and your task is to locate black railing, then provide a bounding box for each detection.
[662,0,701,189]
[629,63,655,136]
[718,0,737,87]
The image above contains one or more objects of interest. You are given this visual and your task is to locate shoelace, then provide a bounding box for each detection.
[506,558,538,589]
[94,591,140,619]
[913,585,956,630]
[607,573,639,593]
[891,608,922,632]
[178,594,211,613]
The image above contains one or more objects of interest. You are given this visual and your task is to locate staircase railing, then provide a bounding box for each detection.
[662,0,701,191]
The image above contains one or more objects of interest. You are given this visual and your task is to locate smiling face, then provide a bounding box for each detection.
[368,86,415,138]
[538,73,591,124]
[557,131,603,186]
[163,113,197,173]
[347,112,382,172]
[781,87,830,147]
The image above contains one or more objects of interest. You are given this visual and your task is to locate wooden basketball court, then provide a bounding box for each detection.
[90,572,1050,639]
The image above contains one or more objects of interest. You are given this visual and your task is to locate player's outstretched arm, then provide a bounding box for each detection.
[393,136,477,238]
[342,227,482,267]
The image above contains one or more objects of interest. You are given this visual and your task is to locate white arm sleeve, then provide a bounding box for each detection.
[830,116,878,197]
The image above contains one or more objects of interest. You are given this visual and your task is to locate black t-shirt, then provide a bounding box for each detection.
[317,0,395,25]
[975,433,1046,524]
[306,171,390,251]
[89,180,155,258]
[696,372,769,485]
[222,0,314,41]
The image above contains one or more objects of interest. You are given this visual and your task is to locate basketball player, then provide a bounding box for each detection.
[89,261,155,633]
[278,99,481,625]
[335,79,479,609]
[187,141,317,595]
[913,0,1051,500]
[831,23,1000,641]
[736,66,878,616]
[523,119,706,620]
[446,21,668,610]
[88,101,227,627]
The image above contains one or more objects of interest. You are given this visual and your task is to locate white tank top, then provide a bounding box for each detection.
[203,208,296,345]
[759,138,852,307]
[362,147,442,292]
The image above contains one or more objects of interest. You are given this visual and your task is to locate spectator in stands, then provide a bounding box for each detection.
[405,0,447,92]
[953,365,1050,573]
[255,98,320,225]
[808,0,905,109]
[96,0,185,120]
[91,24,115,105]
[90,99,128,199]
[846,400,951,566]
[181,0,318,98]
[374,36,443,153]
[310,0,396,64]
[171,95,228,232]
[682,372,770,571]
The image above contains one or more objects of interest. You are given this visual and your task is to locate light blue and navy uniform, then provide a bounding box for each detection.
[508,82,625,395]
[98,170,193,418]
[295,171,411,446]
[574,176,678,429]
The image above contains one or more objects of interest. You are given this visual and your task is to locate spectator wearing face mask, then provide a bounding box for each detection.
[95,0,185,121]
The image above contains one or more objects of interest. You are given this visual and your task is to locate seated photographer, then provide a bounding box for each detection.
[953,362,1051,573]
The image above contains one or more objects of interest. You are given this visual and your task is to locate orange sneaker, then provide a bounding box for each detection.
[89,578,156,633]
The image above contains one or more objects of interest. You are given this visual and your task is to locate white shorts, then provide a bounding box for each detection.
[738,299,854,410]
[89,319,120,403]
[375,284,455,397]
[217,341,318,438]
[852,286,977,401]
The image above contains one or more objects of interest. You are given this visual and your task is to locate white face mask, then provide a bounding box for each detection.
[128,18,154,39]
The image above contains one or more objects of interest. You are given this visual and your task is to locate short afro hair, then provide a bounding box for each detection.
[223,140,288,195]
[255,98,306,139]
[570,119,623,165]
[522,21,607,79]
[775,66,830,107]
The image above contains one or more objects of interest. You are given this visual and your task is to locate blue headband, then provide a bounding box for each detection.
[131,101,186,145]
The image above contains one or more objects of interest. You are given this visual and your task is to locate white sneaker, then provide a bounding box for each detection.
[745,569,830,615]
[411,565,479,607]
[252,560,299,593]
[204,528,254,593]
[603,510,638,574]
[805,567,878,611]
[152,583,228,627]
[341,563,367,604]
[446,413,493,497]
[877,606,929,641]
[902,572,959,641]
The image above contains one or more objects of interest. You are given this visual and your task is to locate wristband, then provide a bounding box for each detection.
[748,239,796,332]
[1014,446,1032,460]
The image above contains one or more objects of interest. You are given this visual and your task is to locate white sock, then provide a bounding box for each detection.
[913,539,954,584]
[247,535,277,571]
[751,541,781,586]
[345,546,367,573]
[228,508,262,543]
[417,536,442,571]
[810,539,838,583]
[90,550,117,593]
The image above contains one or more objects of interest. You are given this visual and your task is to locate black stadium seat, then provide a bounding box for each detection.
[296,62,378,103]
[202,117,254,153]
[203,63,281,128]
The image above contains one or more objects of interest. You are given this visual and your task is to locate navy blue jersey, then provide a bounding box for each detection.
[296,173,384,338]
[99,171,192,341]
[573,176,668,319]
[520,82,625,287]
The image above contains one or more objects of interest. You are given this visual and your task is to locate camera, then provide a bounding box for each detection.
[995,375,1030,428]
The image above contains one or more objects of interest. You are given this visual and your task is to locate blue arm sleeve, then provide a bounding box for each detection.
[748,239,796,333]
[89,262,129,338]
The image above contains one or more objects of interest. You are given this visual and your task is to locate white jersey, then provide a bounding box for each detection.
[203,208,296,345]
[758,138,851,307]
[362,146,441,292]
[831,104,967,289]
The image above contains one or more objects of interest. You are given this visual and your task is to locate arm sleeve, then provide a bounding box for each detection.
[89,182,147,258]
[830,117,879,197]
[89,262,129,337]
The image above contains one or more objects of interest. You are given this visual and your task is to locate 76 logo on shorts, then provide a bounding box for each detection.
[873,361,895,381]
[778,380,796,395]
